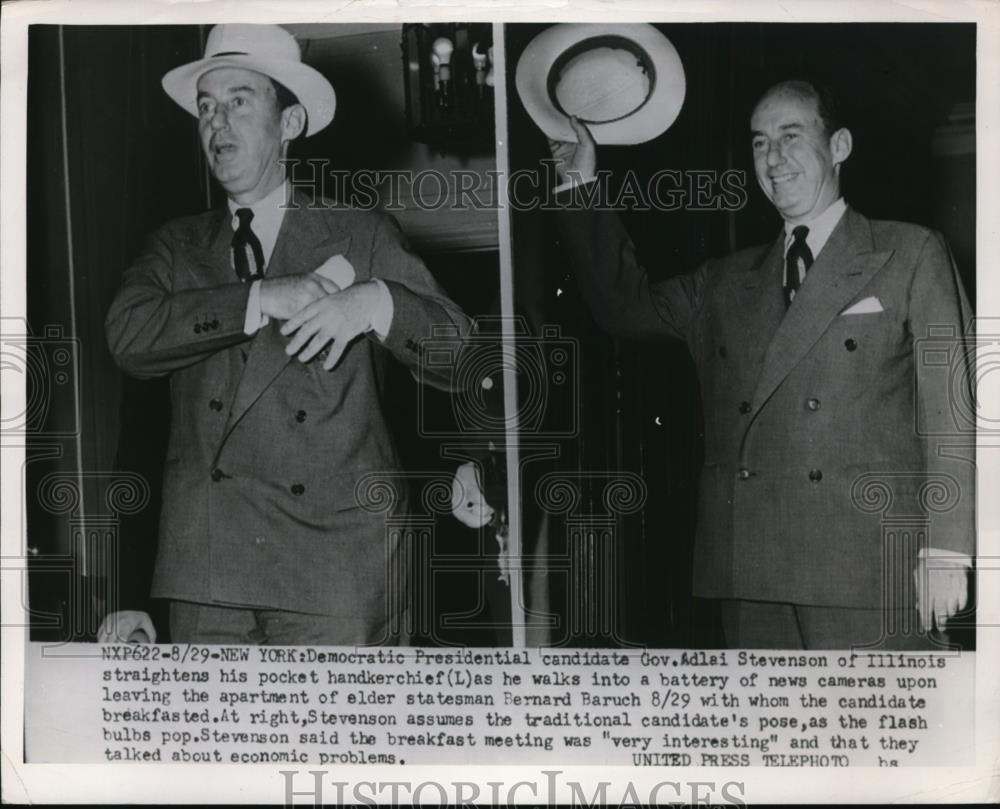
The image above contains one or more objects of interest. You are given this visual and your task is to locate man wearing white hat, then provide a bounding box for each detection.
[100,25,470,645]
[524,24,973,649]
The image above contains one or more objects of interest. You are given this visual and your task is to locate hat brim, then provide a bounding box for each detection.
[516,23,685,145]
[162,55,336,137]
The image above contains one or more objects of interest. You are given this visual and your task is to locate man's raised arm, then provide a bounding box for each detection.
[548,117,705,344]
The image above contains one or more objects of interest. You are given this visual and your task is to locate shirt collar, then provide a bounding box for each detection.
[227,180,290,267]
[227,180,290,226]
[783,197,847,259]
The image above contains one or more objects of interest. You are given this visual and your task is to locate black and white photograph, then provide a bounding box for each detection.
[22,21,512,649]
[2,1,997,805]
[503,21,977,651]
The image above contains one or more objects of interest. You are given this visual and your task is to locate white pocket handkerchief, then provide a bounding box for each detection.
[841,296,884,315]
[313,254,355,290]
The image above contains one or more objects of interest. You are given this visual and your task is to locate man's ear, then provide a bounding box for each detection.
[830,126,853,166]
[281,103,307,143]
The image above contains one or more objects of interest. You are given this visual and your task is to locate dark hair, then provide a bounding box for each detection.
[270,77,301,110]
[757,79,845,137]
[269,77,307,137]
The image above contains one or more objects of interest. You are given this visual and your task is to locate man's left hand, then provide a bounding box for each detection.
[280,281,380,370]
[914,553,970,632]
[451,461,496,529]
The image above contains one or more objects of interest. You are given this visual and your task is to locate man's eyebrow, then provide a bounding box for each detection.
[196,85,257,99]
[750,122,806,137]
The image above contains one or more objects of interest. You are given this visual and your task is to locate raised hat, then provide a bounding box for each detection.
[162,24,336,136]
[516,23,686,145]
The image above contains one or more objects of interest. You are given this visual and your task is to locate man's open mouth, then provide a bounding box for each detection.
[771,172,798,187]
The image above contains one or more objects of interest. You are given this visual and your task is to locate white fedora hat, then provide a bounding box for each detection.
[516,24,685,145]
[162,24,336,137]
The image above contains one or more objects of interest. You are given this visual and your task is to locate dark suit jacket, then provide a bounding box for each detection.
[554,200,975,609]
[106,193,470,629]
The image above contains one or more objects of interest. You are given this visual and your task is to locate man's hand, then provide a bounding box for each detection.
[451,461,496,528]
[914,553,970,632]
[548,116,598,185]
[96,610,156,644]
[280,280,381,370]
[259,273,341,321]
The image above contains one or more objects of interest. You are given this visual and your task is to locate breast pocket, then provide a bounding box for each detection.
[824,309,904,366]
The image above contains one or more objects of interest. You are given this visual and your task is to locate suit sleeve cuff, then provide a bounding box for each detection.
[243,280,270,335]
[553,174,597,195]
[369,278,394,342]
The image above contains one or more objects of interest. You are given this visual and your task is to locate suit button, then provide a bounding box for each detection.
[295,410,307,423]
[718,346,728,358]
[738,468,751,481]
[254,535,265,545]
[845,338,857,352]
[211,468,224,482]
[809,469,823,482]
[209,399,223,412]
[806,398,820,411]
[738,401,751,415]
[291,483,305,496]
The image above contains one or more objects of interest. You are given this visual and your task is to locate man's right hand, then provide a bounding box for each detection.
[96,610,157,644]
[259,273,341,321]
[548,116,598,185]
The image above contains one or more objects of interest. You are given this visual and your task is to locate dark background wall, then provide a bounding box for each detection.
[505,22,975,648]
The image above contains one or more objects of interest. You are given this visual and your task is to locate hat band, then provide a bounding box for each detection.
[547,35,657,124]
[210,51,249,57]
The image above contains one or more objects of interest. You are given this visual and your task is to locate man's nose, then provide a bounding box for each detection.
[766,140,784,166]
[210,106,229,130]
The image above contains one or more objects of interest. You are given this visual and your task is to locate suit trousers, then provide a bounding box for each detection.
[719,599,938,650]
[169,600,405,646]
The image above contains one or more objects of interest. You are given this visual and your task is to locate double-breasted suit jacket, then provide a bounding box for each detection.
[553,201,974,609]
[106,193,470,626]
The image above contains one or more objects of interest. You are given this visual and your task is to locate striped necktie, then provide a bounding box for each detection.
[232,208,265,283]
[784,225,813,308]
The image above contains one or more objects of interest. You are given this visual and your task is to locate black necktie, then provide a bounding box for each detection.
[232,208,265,283]
[784,225,813,308]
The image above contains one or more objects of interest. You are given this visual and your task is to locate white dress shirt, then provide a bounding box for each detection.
[782,196,847,263]
[236,181,393,339]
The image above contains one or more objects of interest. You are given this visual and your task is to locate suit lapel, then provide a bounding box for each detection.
[183,209,233,286]
[731,233,786,358]
[222,196,352,439]
[750,208,895,411]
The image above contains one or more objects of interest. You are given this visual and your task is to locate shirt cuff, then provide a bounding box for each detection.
[369,279,394,342]
[243,279,270,335]
[553,174,597,195]
[919,547,972,568]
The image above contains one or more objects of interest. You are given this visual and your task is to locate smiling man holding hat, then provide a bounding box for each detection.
[520,23,975,650]
[101,24,470,645]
